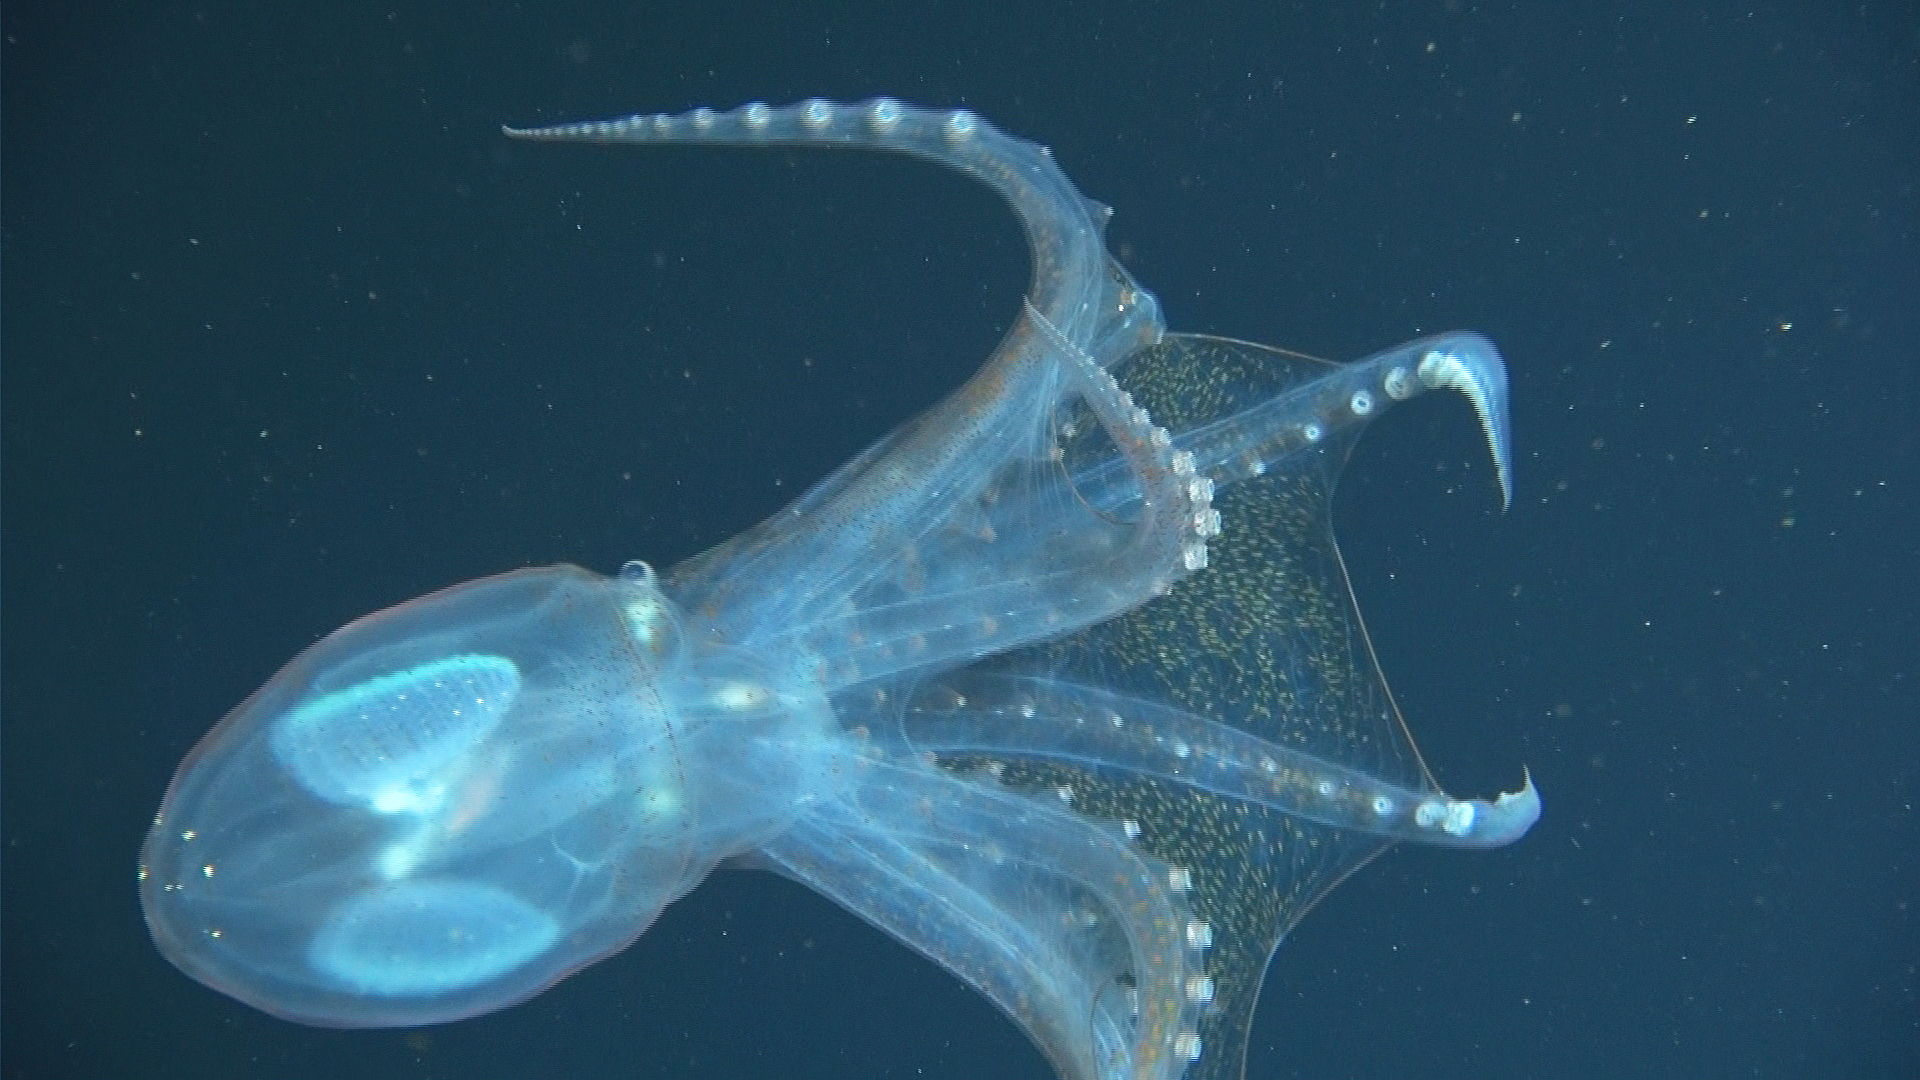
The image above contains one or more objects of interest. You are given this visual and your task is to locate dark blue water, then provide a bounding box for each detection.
[5,2,1913,1077]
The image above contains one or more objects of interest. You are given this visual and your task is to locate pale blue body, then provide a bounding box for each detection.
[141,100,1537,1080]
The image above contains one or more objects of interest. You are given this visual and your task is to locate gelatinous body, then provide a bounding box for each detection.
[142,100,1536,1080]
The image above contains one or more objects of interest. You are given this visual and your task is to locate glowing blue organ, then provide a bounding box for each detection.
[269,653,521,810]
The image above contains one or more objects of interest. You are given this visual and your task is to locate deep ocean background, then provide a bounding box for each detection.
[5,2,1915,1077]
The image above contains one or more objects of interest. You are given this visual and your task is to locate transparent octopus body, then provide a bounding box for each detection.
[142,99,1538,1080]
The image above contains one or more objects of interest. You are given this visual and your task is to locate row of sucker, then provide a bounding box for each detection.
[1074,332,1513,521]
[931,748,1216,1080]
[1023,301,1220,592]
[741,726,1215,1080]
[906,673,1536,848]
[782,297,1224,690]
[504,99,1161,366]
[511,101,1174,661]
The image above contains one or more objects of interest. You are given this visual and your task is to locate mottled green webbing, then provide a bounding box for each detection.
[976,333,1438,1080]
